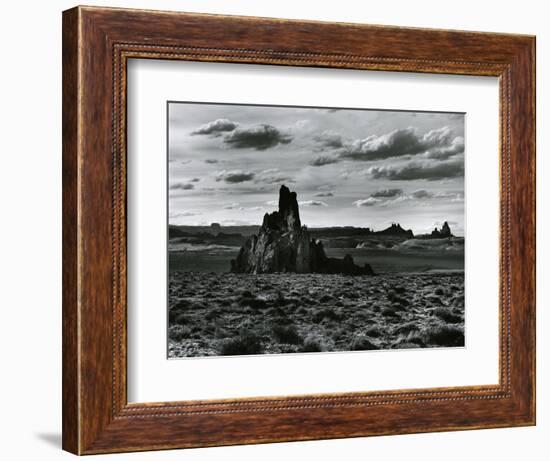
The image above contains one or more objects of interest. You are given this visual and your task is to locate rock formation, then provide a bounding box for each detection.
[430,221,453,238]
[375,223,414,239]
[230,185,374,275]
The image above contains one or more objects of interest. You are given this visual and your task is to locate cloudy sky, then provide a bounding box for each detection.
[168,102,465,235]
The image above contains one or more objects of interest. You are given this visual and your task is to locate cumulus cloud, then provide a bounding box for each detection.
[341,126,464,162]
[370,188,403,198]
[368,159,464,181]
[215,170,255,183]
[299,200,328,207]
[313,131,344,150]
[353,197,381,207]
[353,187,463,208]
[191,118,239,136]
[169,182,195,190]
[424,136,465,160]
[314,191,334,197]
[223,124,293,150]
[256,168,294,184]
[309,155,341,167]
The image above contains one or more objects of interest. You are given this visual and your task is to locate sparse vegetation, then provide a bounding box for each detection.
[350,334,379,351]
[433,306,462,324]
[422,324,464,347]
[272,324,303,345]
[219,329,263,355]
[167,272,465,357]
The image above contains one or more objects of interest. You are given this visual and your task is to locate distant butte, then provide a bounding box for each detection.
[230,185,375,276]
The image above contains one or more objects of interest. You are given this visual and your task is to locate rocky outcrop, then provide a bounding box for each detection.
[375,223,414,239]
[430,221,453,238]
[230,185,374,275]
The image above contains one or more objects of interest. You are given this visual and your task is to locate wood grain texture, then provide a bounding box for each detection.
[61,7,79,454]
[62,5,536,455]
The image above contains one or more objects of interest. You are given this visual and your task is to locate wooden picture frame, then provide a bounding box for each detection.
[62,5,535,455]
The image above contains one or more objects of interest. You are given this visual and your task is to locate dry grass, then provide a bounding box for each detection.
[168,272,465,357]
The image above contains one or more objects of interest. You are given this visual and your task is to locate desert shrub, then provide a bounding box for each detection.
[205,309,221,321]
[172,312,189,325]
[402,330,425,345]
[425,295,443,305]
[344,291,359,300]
[433,307,462,324]
[392,341,421,350]
[393,322,419,336]
[433,287,446,296]
[350,334,379,351]
[219,330,263,356]
[319,294,334,303]
[265,306,285,317]
[381,306,399,317]
[300,297,314,305]
[422,324,464,347]
[312,307,342,323]
[273,315,293,325]
[168,325,192,342]
[241,290,253,297]
[171,298,191,310]
[450,295,465,308]
[301,335,325,352]
[365,325,384,337]
[272,324,303,345]
[239,296,267,309]
[388,291,409,307]
[451,306,463,316]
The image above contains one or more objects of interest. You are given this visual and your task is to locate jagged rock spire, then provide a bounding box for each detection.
[278,185,301,231]
[230,186,374,276]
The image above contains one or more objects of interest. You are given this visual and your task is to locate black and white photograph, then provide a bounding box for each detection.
[167,102,465,358]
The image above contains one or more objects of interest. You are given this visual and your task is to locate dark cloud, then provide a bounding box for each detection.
[314,191,334,197]
[169,182,195,190]
[309,155,341,167]
[215,170,255,183]
[190,178,200,182]
[371,188,403,198]
[353,189,403,207]
[191,118,239,136]
[341,126,463,162]
[299,200,328,207]
[412,190,464,201]
[204,159,219,164]
[411,189,431,199]
[313,131,344,150]
[368,159,464,181]
[223,124,292,150]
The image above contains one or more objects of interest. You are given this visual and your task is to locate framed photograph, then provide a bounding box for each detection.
[62,6,535,455]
